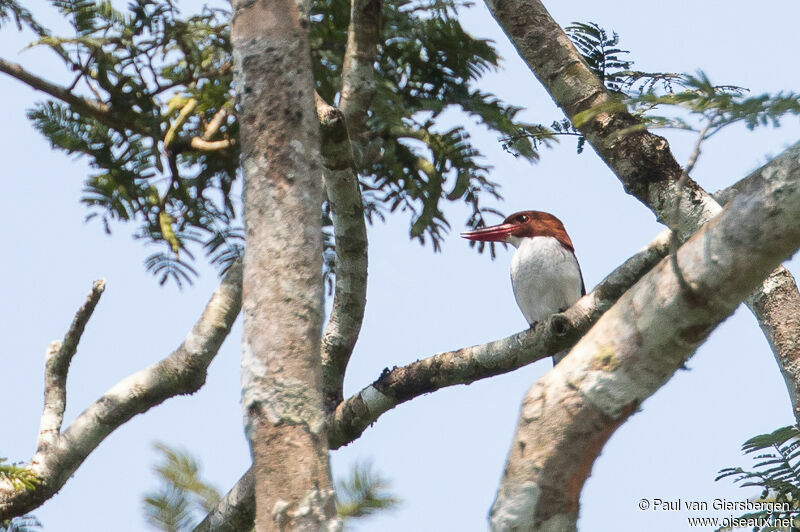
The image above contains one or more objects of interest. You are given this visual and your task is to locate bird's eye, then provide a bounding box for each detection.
[516,214,529,223]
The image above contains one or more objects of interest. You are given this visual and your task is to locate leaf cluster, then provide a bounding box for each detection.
[17,0,241,286]
[143,443,222,532]
[0,515,41,532]
[336,461,400,519]
[717,426,800,531]
[564,22,800,144]
[5,0,549,284]
[313,0,548,253]
[0,459,39,491]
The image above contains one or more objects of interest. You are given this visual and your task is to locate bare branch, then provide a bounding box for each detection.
[668,122,713,300]
[715,180,800,423]
[320,166,369,411]
[195,231,671,529]
[193,469,255,532]
[489,141,800,531]
[37,279,106,453]
[484,0,720,233]
[486,0,800,451]
[0,261,242,521]
[316,0,380,408]
[748,268,800,420]
[339,0,381,134]
[327,230,670,448]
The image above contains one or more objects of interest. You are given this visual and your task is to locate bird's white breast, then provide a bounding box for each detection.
[509,236,583,325]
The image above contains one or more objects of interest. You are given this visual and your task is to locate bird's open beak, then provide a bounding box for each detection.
[460,223,517,242]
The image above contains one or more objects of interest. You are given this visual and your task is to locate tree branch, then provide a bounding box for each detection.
[489,141,800,531]
[747,267,800,420]
[327,230,670,448]
[486,0,800,442]
[714,182,800,423]
[0,261,242,521]
[193,469,255,532]
[316,0,380,411]
[339,0,381,135]
[0,56,151,137]
[1,56,232,155]
[36,279,105,453]
[320,166,369,411]
[193,231,671,529]
[485,0,721,229]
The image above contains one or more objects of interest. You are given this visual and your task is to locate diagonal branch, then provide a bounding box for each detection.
[485,0,800,429]
[1,56,233,155]
[0,56,152,137]
[193,469,255,532]
[484,0,719,232]
[193,231,671,529]
[0,261,242,521]
[36,279,105,453]
[328,231,670,448]
[715,183,800,423]
[489,140,800,531]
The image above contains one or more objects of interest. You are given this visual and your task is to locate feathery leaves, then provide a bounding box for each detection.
[717,426,800,531]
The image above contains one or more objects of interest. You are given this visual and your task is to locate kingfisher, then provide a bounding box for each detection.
[461,210,585,363]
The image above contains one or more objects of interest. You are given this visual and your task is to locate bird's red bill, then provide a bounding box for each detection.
[460,223,517,242]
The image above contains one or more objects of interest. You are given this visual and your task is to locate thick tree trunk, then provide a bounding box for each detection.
[231,0,338,529]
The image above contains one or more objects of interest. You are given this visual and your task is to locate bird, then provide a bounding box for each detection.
[461,210,585,364]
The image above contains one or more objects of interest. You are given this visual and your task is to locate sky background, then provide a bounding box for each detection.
[3,1,800,531]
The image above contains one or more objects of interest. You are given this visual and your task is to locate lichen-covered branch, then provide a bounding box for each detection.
[0,262,242,521]
[317,0,380,412]
[193,469,255,532]
[339,0,381,137]
[328,231,671,449]
[483,0,719,233]
[489,142,800,531]
[320,166,369,412]
[487,0,800,445]
[232,0,339,527]
[193,231,670,530]
[747,268,800,420]
[37,279,106,453]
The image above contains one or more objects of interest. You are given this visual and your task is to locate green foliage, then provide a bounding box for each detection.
[564,21,800,143]
[717,426,800,531]
[143,443,222,532]
[0,0,45,33]
[143,445,398,529]
[6,0,548,284]
[18,0,239,286]
[504,21,800,161]
[0,459,39,491]
[0,515,41,532]
[336,461,400,520]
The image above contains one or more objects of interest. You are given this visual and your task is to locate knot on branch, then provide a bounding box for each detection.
[549,313,570,336]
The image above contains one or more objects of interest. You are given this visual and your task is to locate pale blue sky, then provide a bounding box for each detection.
[2,1,800,531]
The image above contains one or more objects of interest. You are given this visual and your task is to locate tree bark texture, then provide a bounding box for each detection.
[483,0,800,415]
[489,141,800,531]
[231,0,338,529]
